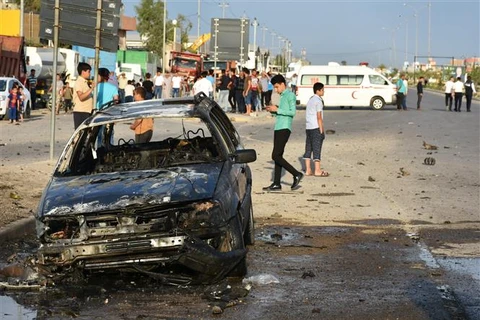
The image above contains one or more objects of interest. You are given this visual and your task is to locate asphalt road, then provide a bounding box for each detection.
[0,89,479,319]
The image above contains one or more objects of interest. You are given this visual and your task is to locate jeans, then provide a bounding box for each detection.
[445,93,453,110]
[272,129,300,185]
[172,88,180,97]
[454,93,463,111]
[417,93,423,109]
[228,89,236,111]
[125,96,134,103]
[8,107,17,122]
[217,90,230,112]
[154,86,162,99]
[30,89,36,109]
[396,92,404,109]
[118,88,125,103]
[73,111,91,130]
[235,90,245,113]
[466,94,473,111]
[402,94,408,109]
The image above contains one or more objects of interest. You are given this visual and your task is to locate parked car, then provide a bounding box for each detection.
[35,93,256,285]
[0,77,32,120]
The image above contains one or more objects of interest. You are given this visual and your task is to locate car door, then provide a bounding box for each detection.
[209,106,248,207]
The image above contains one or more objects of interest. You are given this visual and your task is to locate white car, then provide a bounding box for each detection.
[0,77,32,120]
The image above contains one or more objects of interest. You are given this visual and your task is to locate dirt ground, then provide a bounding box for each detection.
[0,161,53,227]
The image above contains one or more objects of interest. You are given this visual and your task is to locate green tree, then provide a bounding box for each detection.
[378,63,386,73]
[135,0,166,59]
[14,0,40,12]
[340,60,347,66]
[166,14,192,51]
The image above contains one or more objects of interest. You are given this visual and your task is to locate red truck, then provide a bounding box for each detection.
[169,51,203,80]
[0,35,27,82]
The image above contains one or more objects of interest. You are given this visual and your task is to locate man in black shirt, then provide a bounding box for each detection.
[217,69,231,112]
[416,77,424,110]
[142,73,154,100]
[228,69,237,113]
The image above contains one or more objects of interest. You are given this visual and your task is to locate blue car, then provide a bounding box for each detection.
[35,93,256,285]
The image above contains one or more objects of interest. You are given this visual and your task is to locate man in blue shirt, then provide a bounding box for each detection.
[396,74,406,110]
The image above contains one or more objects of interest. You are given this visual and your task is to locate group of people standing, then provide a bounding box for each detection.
[204,68,274,115]
[397,74,476,112]
[444,76,476,112]
[5,83,27,124]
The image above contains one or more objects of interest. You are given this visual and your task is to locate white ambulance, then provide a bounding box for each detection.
[296,64,397,110]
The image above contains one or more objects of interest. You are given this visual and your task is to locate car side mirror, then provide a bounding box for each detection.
[232,149,256,163]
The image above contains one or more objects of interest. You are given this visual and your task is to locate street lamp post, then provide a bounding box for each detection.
[382,26,399,68]
[404,3,419,69]
[162,0,167,72]
[252,18,258,69]
[172,19,177,51]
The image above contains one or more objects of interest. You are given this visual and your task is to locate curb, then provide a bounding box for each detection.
[0,216,35,242]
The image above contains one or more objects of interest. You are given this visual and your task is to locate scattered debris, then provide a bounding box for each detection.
[424,157,436,166]
[357,162,365,166]
[368,176,376,182]
[301,271,316,279]
[242,274,280,286]
[312,308,321,313]
[9,191,21,199]
[399,168,410,176]
[443,146,450,149]
[407,233,420,242]
[423,141,438,150]
[212,306,223,314]
[271,233,283,241]
[326,129,336,134]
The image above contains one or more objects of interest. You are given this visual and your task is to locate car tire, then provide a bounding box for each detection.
[244,201,255,246]
[226,215,247,277]
[0,115,4,120]
[371,96,385,110]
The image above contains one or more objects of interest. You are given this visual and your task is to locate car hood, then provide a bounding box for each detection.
[39,163,223,216]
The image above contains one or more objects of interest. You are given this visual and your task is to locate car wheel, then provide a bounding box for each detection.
[371,97,385,110]
[226,215,247,277]
[244,202,255,245]
[25,102,31,118]
[0,115,4,120]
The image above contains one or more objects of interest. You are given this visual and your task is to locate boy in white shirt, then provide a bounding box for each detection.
[444,76,455,111]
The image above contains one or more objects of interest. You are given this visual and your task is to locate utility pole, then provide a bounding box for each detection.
[270,31,276,52]
[20,0,24,36]
[252,18,258,69]
[218,2,228,18]
[213,18,219,98]
[49,0,60,160]
[240,18,246,65]
[197,0,201,40]
[428,2,431,59]
[162,0,167,71]
[261,26,268,48]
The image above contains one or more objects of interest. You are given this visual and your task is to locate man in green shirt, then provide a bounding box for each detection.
[264,74,303,191]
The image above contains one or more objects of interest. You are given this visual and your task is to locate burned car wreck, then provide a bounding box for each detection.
[35,93,256,285]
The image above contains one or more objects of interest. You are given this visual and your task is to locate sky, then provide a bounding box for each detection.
[121,0,480,68]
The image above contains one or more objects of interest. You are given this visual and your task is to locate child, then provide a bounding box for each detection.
[5,86,19,124]
[63,82,73,113]
[17,86,26,122]
[124,80,135,103]
[303,82,328,177]
[130,87,154,143]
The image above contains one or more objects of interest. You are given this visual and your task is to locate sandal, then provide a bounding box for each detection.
[314,171,329,177]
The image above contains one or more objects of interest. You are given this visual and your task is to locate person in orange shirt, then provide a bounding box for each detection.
[129,87,154,143]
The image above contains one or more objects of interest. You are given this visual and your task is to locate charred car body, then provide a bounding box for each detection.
[35,93,256,285]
